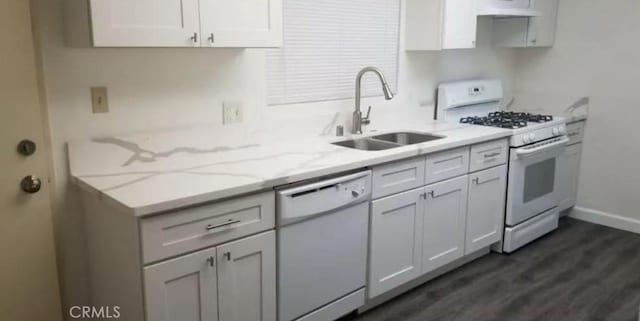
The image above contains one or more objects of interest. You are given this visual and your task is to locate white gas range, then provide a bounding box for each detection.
[437,79,569,253]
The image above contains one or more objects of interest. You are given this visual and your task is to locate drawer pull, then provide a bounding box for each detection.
[429,189,459,199]
[206,219,241,231]
[434,155,462,165]
[484,152,501,159]
[473,177,500,185]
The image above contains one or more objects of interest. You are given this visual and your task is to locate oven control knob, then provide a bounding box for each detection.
[552,127,560,136]
[522,135,531,144]
[559,126,567,135]
[529,133,537,142]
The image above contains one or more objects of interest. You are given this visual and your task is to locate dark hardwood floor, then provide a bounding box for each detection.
[354,218,640,321]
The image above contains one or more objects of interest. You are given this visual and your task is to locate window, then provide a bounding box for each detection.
[267,0,401,106]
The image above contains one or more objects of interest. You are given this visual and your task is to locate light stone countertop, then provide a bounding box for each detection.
[564,112,588,123]
[69,122,513,216]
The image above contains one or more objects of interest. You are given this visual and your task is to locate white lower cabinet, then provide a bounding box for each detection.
[421,175,469,274]
[144,231,276,321]
[558,143,583,211]
[144,248,219,321]
[465,165,507,254]
[368,188,425,298]
[368,142,511,298]
[217,232,276,321]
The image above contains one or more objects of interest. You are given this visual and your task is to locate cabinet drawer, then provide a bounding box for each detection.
[469,139,509,172]
[140,192,275,263]
[481,0,531,9]
[425,146,470,184]
[566,121,585,145]
[503,207,559,253]
[372,157,426,199]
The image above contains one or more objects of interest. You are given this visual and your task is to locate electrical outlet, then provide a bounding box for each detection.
[222,101,243,124]
[91,87,109,114]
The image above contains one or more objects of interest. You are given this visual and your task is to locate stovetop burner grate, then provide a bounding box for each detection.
[460,112,553,129]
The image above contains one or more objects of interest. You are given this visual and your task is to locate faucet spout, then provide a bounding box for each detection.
[353,66,394,134]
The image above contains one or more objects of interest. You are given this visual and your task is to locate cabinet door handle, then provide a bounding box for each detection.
[224,252,231,261]
[421,191,434,199]
[206,256,215,267]
[206,219,241,231]
[191,32,198,43]
[208,33,215,43]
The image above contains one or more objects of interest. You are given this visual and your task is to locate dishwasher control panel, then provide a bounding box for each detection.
[276,171,372,226]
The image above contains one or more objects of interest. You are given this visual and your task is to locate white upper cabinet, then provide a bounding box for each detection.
[492,0,559,47]
[528,0,560,46]
[200,0,283,48]
[64,0,283,48]
[88,0,201,47]
[405,0,477,50]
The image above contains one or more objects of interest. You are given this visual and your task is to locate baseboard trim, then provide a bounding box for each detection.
[569,207,640,234]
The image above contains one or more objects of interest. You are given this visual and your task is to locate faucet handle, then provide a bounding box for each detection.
[362,106,372,125]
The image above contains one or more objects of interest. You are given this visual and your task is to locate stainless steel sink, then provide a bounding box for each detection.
[371,132,445,145]
[332,138,400,151]
[332,132,446,151]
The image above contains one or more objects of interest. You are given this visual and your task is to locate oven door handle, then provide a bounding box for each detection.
[515,136,570,156]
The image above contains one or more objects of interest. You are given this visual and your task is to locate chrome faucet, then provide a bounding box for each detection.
[352,66,394,134]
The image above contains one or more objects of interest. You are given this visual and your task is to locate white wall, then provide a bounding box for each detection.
[512,0,640,226]
[32,0,517,315]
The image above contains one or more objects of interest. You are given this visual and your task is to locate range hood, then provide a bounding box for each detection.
[477,0,541,17]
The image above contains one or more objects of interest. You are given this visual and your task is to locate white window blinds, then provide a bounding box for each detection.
[267,0,401,106]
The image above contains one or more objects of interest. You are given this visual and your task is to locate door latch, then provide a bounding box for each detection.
[17,139,36,156]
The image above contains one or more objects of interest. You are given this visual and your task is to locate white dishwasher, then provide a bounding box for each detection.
[277,170,372,321]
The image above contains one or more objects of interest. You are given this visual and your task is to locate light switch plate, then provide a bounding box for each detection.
[91,87,109,114]
[222,101,243,124]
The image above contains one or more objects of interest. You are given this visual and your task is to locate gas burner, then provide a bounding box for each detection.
[460,112,553,129]
[460,116,527,129]
[488,111,554,123]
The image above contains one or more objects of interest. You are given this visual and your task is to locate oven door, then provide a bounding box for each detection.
[506,137,569,226]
